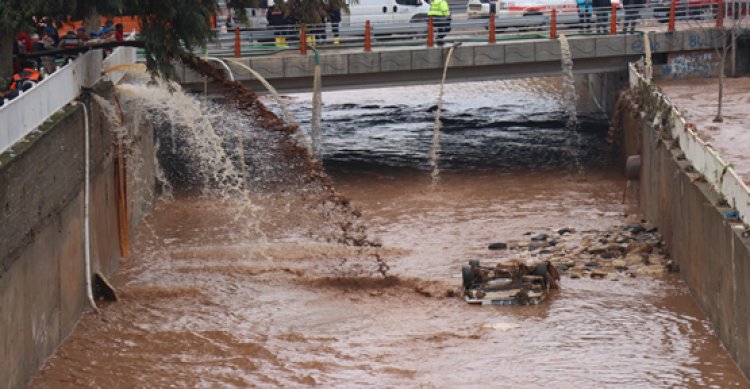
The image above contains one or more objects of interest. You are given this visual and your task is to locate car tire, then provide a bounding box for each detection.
[469,259,480,269]
[462,265,476,288]
[533,261,549,287]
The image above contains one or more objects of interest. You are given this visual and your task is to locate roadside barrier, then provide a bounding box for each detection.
[214,3,739,57]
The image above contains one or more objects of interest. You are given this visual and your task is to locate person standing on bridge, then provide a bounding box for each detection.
[327,0,342,45]
[576,0,593,32]
[622,0,644,34]
[267,0,288,47]
[428,0,451,46]
[592,0,611,34]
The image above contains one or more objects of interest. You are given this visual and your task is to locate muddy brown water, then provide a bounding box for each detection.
[29,169,749,388]
[30,79,750,387]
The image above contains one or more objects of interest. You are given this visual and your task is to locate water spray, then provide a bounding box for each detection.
[222,59,311,157]
[559,35,583,173]
[643,32,653,82]
[430,42,461,187]
[309,45,323,160]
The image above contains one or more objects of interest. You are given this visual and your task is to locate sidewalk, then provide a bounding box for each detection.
[657,77,750,185]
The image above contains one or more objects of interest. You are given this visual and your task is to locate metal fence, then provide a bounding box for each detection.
[208,2,748,57]
[629,61,750,226]
[0,39,138,155]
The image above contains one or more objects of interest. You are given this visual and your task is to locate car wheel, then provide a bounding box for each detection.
[533,261,549,287]
[462,265,476,288]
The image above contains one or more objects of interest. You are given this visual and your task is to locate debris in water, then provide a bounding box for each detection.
[488,242,508,250]
[462,259,559,305]
[485,221,674,281]
[482,322,521,331]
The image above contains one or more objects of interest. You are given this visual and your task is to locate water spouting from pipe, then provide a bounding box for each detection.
[559,35,583,173]
[223,59,310,156]
[643,33,653,82]
[430,44,459,187]
[559,34,578,129]
[310,62,323,159]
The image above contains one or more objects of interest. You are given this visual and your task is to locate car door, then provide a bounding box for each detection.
[393,0,426,22]
[347,0,395,24]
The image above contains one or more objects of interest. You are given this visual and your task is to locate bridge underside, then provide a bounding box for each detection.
[183,56,640,94]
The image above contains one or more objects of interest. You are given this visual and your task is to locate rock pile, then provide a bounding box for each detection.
[487,222,679,281]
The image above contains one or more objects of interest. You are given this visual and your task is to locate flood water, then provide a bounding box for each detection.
[30,79,749,388]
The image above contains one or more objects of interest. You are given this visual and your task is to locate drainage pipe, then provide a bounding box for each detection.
[221,58,297,127]
[204,56,236,82]
[73,100,99,313]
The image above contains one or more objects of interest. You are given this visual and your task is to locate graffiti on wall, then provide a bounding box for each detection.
[659,51,719,79]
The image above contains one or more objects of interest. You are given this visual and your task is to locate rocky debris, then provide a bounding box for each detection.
[487,222,675,281]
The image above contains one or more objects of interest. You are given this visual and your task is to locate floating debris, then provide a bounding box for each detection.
[485,221,675,282]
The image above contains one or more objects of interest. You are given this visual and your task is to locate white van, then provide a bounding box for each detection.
[342,0,431,25]
[235,0,430,27]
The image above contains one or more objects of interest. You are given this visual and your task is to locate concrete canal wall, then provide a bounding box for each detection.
[615,75,750,379]
[0,84,156,389]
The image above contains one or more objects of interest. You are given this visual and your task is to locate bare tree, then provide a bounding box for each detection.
[695,1,747,122]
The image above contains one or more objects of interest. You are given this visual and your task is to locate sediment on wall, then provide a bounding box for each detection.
[0,83,157,389]
[612,88,750,380]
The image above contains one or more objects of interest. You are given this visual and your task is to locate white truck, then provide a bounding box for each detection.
[467,0,581,19]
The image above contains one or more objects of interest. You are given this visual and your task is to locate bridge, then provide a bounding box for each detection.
[179,5,733,93]
[180,29,723,93]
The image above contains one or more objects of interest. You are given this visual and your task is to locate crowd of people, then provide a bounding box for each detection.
[576,0,646,34]
[1,18,126,107]
[264,0,343,45]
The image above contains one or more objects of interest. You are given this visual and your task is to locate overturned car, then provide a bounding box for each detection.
[462,259,559,305]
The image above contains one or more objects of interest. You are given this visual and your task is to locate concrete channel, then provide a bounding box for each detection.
[3,36,750,386]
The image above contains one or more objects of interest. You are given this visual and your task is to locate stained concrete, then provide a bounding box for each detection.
[473,45,505,66]
[618,93,750,379]
[0,85,156,389]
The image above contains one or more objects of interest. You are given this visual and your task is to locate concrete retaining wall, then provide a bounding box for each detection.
[617,94,750,379]
[0,85,156,389]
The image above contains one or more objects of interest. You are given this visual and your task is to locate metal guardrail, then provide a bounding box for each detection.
[0,35,138,155]
[629,61,750,226]
[206,3,747,57]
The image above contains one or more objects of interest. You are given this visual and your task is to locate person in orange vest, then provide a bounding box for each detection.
[10,65,42,93]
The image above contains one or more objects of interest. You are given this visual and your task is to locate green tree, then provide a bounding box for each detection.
[0,0,61,85]
[1,0,348,84]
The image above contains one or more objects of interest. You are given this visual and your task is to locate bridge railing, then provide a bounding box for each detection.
[0,35,137,155]
[207,2,743,57]
[629,61,750,226]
